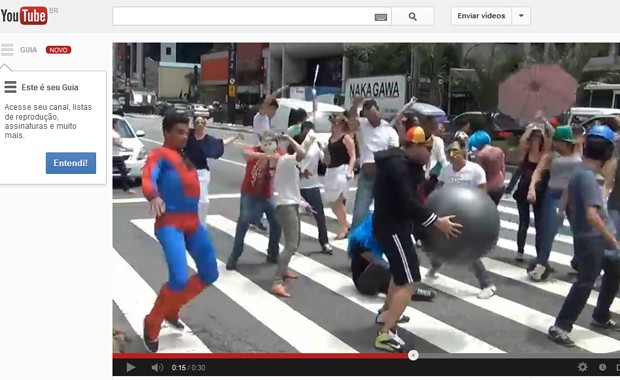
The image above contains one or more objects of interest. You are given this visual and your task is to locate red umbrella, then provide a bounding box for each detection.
[498,64,577,123]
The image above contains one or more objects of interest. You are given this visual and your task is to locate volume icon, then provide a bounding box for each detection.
[151,363,164,372]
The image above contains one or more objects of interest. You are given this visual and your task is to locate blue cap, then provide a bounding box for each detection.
[587,125,615,143]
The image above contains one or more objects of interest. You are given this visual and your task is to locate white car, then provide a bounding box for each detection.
[567,107,620,125]
[270,98,345,146]
[112,114,148,180]
[191,103,211,118]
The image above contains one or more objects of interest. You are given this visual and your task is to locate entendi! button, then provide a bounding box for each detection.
[46,152,96,174]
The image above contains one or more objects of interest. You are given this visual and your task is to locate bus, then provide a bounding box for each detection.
[581,82,620,109]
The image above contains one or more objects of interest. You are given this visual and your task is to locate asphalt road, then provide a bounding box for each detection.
[113,115,620,355]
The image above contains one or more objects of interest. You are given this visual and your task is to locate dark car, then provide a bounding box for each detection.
[161,100,192,117]
[443,111,523,143]
[580,114,620,131]
[113,97,124,116]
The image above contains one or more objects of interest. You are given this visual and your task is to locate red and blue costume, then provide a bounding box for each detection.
[141,146,219,347]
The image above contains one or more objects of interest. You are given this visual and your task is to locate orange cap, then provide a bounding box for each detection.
[406,126,430,144]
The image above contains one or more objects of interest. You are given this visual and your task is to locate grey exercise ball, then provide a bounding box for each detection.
[424,185,500,264]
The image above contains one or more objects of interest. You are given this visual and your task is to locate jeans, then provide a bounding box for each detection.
[516,199,542,254]
[300,187,329,245]
[505,167,522,194]
[537,189,564,266]
[274,205,300,283]
[113,156,131,191]
[555,236,620,330]
[351,171,375,230]
[431,259,493,289]
[231,192,281,260]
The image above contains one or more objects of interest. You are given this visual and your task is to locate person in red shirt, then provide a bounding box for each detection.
[226,131,283,270]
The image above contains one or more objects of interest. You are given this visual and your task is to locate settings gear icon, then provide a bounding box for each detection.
[578,362,588,372]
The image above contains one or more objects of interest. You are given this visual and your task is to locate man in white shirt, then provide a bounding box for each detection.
[347,98,400,229]
[112,121,135,194]
[251,86,287,231]
[429,141,497,299]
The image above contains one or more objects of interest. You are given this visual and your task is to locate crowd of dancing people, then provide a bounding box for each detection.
[136,85,619,354]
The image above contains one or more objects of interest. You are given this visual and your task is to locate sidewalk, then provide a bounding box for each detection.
[210,122,253,133]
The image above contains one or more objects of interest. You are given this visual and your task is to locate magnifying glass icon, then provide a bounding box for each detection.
[408,12,417,21]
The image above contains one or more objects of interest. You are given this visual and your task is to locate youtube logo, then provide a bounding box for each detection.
[1,7,48,25]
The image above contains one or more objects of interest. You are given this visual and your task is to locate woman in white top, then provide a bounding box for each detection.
[427,140,498,299]
[323,116,357,239]
[271,133,316,298]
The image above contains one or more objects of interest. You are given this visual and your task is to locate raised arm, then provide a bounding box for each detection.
[518,125,535,161]
[283,134,315,162]
[347,95,364,131]
[259,86,288,116]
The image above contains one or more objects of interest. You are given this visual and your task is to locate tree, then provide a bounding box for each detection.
[344,43,410,76]
[414,43,462,107]
[457,44,525,111]
[529,43,618,86]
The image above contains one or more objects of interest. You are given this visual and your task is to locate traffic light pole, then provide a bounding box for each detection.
[227,43,238,124]
[124,43,131,109]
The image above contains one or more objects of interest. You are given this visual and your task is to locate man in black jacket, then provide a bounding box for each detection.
[373,126,462,352]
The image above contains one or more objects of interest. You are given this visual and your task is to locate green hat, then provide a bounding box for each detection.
[288,124,302,137]
[552,125,577,144]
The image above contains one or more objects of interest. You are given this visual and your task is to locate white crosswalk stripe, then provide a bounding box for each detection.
[113,195,620,354]
[130,219,357,353]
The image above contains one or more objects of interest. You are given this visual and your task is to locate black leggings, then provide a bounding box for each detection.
[516,199,542,253]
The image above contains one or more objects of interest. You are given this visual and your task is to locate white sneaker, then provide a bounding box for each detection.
[477,285,497,299]
[389,329,406,345]
[528,264,546,282]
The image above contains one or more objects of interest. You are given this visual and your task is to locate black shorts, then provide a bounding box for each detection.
[375,230,421,286]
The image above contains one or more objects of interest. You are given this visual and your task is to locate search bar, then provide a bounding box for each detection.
[113,7,393,26]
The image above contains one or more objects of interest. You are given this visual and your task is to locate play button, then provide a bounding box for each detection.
[127,363,136,372]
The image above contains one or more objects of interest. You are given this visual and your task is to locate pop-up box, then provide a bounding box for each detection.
[0,68,106,184]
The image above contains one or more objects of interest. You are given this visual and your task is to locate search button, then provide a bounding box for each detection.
[392,7,434,26]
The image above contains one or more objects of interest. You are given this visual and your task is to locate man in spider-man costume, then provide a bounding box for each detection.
[141,114,219,353]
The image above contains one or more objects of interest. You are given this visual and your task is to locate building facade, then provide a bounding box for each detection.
[113,43,212,96]
[200,43,268,104]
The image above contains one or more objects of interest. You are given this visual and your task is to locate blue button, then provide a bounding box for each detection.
[46,152,96,174]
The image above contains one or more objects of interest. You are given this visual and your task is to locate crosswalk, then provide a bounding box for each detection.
[112,196,620,355]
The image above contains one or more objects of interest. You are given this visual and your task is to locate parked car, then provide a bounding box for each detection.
[191,103,211,118]
[112,97,124,116]
[567,107,620,126]
[580,114,620,130]
[443,111,523,143]
[161,100,191,117]
[112,114,148,180]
